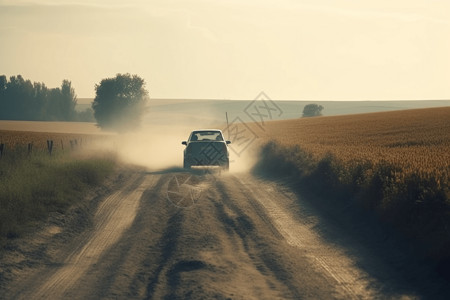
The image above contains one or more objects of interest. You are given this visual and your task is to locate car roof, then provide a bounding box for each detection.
[191,129,222,133]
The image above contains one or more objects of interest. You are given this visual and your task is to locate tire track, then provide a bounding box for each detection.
[234,174,375,299]
[234,174,417,299]
[22,173,158,300]
[213,177,304,299]
[145,211,184,299]
[146,171,297,299]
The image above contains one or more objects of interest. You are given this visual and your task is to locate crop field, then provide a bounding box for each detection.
[259,107,450,182]
[254,106,450,268]
[0,121,112,155]
[0,121,102,134]
[0,130,92,154]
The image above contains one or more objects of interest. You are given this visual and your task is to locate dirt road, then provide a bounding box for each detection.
[1,169,447,299]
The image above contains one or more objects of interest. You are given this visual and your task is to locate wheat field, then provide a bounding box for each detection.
[252,106,450,264]
[258,107,450,182]
[0,130,104,155]
[0,121,111,154]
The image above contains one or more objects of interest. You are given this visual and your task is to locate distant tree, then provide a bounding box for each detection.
[0,75,7,119]
[46,87,63,120]
[45,80,77,121]
[33,81,49,120]
[92,73,149,132]
[60,80,77,121]
[4,75,35,120]
[0,75,6,92]
[76,107,95,122]
[0,75,79,122]
[302,104,324,117]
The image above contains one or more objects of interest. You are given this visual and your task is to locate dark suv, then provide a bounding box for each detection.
[182,129,231,170]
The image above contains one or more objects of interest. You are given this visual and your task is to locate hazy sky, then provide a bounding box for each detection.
[1,0,449,100]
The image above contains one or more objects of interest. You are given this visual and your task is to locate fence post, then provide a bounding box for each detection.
[0,143,4,158]
[28,143,33,155]
[47,140,53,155]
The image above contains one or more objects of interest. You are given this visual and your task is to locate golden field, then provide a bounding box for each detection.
[0,130,92,151]
[0,121,108,153]
[0,121,102,134]
[258,107,450,182]
[252,107,450,266]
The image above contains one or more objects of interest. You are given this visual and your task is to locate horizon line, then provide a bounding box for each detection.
[77,97,450,102]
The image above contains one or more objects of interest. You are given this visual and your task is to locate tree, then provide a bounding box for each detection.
[0,75,7,119]
[0,75,79,121]
[302,104,324,117]
[4,75,35,120]
[60,80,77,121]
[76,107,95,122]
[92,73,149,132]
[45,80,77,121]
[0,75,6,92]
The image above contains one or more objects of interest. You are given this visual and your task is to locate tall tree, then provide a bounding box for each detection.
[5,75,34,120]
[0,75,7,119]
[0,75,6,92]
[92,73,149,132]
[0,75,79,121]
[60,80,77,121]
[33,81,48,120]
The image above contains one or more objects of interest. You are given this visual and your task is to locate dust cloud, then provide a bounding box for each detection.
[108,110,259,173]
[114,124,190,170]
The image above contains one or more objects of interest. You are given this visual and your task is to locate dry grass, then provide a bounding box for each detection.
[0,125,116,244]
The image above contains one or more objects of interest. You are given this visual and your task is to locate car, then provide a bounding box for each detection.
[182,129,231,170]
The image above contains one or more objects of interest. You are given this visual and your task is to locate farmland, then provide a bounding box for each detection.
[1,107,450,298]
[0,126,115,244]
[258,107,450,177]
[254,106,450,273]
[1,130,93,154]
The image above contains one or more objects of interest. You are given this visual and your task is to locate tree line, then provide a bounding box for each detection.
[0,75,93,122]
[1,73,322,131]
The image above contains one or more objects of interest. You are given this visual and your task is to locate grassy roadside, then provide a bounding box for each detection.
[253,141,450,278]
[0,148,116,245]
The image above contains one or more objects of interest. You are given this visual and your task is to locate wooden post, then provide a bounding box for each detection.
[27,143,33,155]
[47,140,53,155]
[0,143,4,158]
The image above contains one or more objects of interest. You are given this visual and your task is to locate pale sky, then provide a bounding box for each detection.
[1,0,449,100]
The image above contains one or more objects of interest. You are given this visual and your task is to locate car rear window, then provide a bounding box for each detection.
[190,131,223,141]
